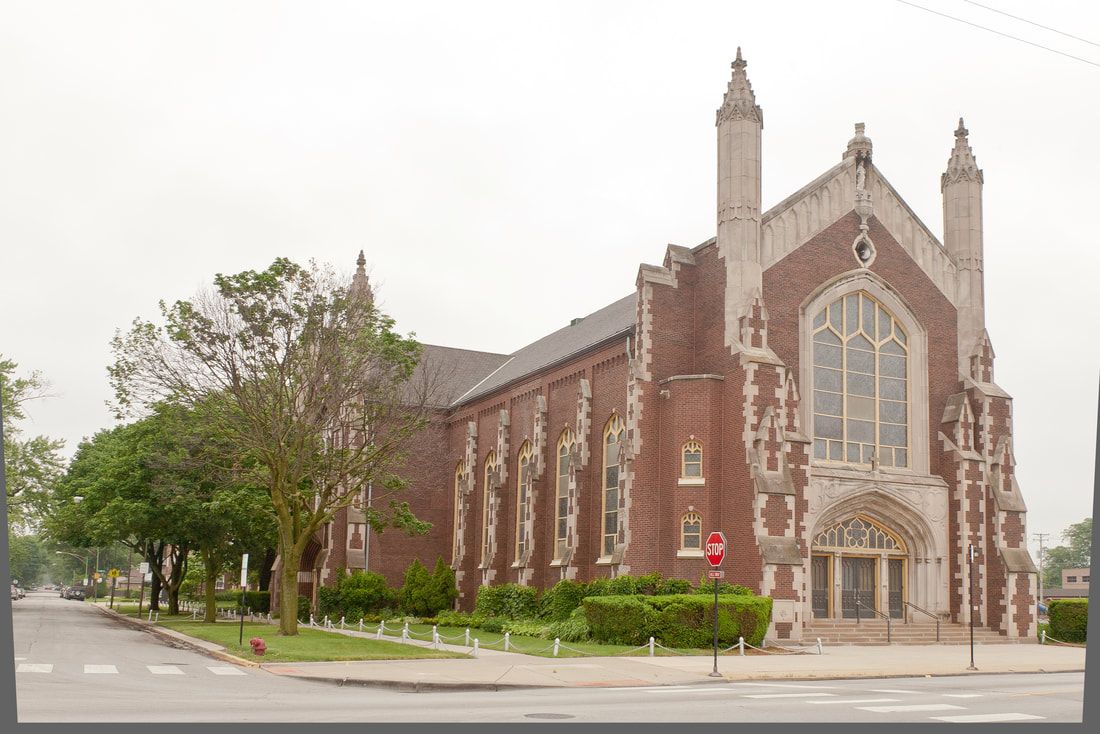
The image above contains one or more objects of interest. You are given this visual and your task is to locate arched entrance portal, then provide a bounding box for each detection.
[811,515,907,619]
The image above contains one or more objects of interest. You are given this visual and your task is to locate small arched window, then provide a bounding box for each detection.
[554,429,575,560]
[481,452,497,564]
[515,441,532,562]
[451,462,465,563]
[601,415,626,558]
[681,440,703,482]
[681,513,702,551]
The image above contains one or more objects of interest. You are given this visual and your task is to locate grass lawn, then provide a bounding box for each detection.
[156,618,468,663]
[404,623,742,658]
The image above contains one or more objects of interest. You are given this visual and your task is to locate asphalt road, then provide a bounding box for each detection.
[13,592,1085,723]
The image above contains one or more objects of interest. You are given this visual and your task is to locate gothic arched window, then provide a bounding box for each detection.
[602,415,625,557]
[681,440,703,478]
[452,462,464,563]
[554,429,575,560]
[812,291,909,468]
[515,441,532,562]
[481,452,497,564]
[681,512,702,551]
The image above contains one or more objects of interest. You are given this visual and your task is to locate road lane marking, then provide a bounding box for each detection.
[943,693,982,698]
[604,686,695,691]
[857,704,965,713]
[147,665,184,675]
[207,666,247,676]
[84,665,118,674]
[17,664,52,673]
[930,713,1045,723]
[869,689,919,694]
[14,657,26,661]
[806,698,901,705]
[744,693,836,699]
[736,683,837,689]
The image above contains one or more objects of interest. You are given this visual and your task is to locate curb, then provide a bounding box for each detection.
[271,674,550,693]
[92,604,261,668]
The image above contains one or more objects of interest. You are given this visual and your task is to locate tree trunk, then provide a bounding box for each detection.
[278,549,303,636]
[203,553,218,623]
[166,546,186,615]
[259,547,276,592]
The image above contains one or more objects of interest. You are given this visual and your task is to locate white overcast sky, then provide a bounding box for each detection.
[2,1,1096,550]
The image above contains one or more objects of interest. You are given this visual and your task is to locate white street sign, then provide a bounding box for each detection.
[138,562,150,575]
[240,554,249,589]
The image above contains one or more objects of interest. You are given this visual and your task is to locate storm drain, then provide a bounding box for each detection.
[524,714,575,720]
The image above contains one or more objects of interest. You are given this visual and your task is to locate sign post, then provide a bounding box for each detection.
[239,554,249,647]
[137,562,149,618]
[967,543,977,671]
[704,531,727,678]
[108,569,119,609]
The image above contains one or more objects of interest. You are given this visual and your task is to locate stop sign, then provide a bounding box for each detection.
[704,531,726,567]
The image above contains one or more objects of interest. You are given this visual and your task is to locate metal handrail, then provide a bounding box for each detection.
[854,599,891,643]
[903,600,940,642]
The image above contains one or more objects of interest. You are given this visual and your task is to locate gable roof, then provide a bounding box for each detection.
[410,345,510,408]
[453,293,636,407]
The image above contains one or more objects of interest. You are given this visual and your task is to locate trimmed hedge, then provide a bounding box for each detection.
[1048,598,1087,643]
[475,583,539,619]
[539,580,588,622]
[583,594,772,648]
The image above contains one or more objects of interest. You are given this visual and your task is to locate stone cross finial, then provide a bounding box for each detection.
[942,117,983,188]
[717,47,762,124]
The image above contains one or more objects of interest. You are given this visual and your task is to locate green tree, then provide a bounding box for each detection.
[108,258,433,634]
[1043,518,1092,588]
[8,534,50,586]
[1,356,65,527]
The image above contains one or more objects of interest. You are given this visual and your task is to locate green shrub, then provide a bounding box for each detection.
[1048,598,1087,643]
[474,583,540,619]
[341,570,397,615]
[549,606,591,642]
[399,559,455,616]
[435,610,485,629]
[659,578,693,595]
[503,619,554,638]
[694,576,754,595]
[583,594,772,648]
[479,616,508,633]
[317,585,341,617]
[297,594,311,621]
[540,580,589,621]
[243,590,270,613]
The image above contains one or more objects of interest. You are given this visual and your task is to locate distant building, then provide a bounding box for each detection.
[1060,567,1090,590]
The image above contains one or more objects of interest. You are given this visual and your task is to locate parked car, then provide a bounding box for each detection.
[65,587,86,600]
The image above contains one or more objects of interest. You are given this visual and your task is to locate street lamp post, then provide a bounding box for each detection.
[55,551,91,591]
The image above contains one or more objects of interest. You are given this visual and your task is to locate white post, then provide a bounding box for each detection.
[309,614,315,627]
[465,628,470,646]
[472,638,479,657]
[504,632,510,652]
[739,636,745,656]
[817,637,823,655]
[154,612,159,622]
[433,626,440,648]
[553,638,560,657]
[376,624,383,640]
[402,626,409,644]
[1041,629,1046,645]
[340,616,345,630]
[359,619,364,632]
[649,636,655,657]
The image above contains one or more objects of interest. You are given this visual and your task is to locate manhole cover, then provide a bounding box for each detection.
[524,714,575,720]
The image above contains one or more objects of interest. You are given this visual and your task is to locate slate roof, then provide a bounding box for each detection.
[410,345,510,409]
[452,293,636,406]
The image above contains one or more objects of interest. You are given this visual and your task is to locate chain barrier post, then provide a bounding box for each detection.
[553,638,560,657]
[433,625,440,648]
[1041,629,1046,645]
[739,636,745,656]
[376,623,383,639]
[472,638,479,657]
[817,637,823,655]
[340,616,345,630]
[359,618,364,632]
[649,637,655,657]
[465,628,470,646]
[402,625,409,644]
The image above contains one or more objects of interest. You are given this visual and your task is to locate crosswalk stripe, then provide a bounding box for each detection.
[869,689,919,694]
[737,683,836,689]
[806,698,901,705]
[857,704,965,713]
[17,664,52,673]
[207,666,247,676]
[943,693,982,698]
[930,713,1045,723]
[84,664,118,674]
[147,665,184,675]
[14,657,26,661]
[744,693,836,699]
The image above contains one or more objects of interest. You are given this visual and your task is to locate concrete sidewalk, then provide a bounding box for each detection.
[259,643,1087,692]
[90,602,1086,692]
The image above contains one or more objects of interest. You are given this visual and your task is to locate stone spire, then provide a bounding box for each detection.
[716,47,763,125]
[716,48,764,352]
[941,118,985,376]
[942,118,983,188]
[351,249,373,304]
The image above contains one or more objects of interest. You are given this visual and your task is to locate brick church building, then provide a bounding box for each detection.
[285,50,1037,640]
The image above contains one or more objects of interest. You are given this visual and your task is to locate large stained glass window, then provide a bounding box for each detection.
[812,292,909,468]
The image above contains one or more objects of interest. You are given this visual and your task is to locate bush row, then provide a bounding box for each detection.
[316,558,457,621]
[582,594,772,648]
[1048,598,1087,643]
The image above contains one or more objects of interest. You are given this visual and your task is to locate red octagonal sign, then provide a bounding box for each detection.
[705,531,726,567]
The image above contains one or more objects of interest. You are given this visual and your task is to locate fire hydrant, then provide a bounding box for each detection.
[249,637,267,656]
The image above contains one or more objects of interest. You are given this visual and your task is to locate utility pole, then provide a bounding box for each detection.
[1033,532,1049,607]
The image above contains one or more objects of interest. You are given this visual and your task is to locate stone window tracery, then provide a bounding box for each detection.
[451,462,464,563]
[681,441,703,478]
[681,512,702,550]
[812,291,909,468]
[481,452,497,564]
[554,429,575,560]
[813,516,906,553]
[515,441,532,562]
[602,416,625,557]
